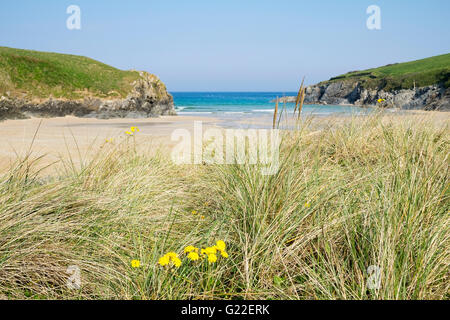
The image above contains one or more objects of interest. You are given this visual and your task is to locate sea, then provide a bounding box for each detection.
[171,92,372,117]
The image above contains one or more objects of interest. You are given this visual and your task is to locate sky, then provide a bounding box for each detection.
[0,0,449,91]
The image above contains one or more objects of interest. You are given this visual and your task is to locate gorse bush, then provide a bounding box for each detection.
[0,113,448,299]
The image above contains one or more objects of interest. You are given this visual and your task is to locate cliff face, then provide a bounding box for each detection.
[276,82,450,111]
[302,81,449,110]
[295,53,450,111]
[0,71,175,120]
[275,81,450,111]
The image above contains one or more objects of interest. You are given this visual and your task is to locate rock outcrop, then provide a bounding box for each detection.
[0,72,176,120]
[278,81,450,111]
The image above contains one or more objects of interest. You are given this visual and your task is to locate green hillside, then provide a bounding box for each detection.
[0,46,141,100]
[325,53,450,91]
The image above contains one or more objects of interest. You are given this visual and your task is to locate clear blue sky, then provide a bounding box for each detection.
[1,0,449,91]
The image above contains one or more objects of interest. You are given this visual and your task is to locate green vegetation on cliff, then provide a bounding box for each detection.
[325,53,450,91]
[0,46,141,100]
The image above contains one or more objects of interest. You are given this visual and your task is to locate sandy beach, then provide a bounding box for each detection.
[0,115,224,172]
[1,110,448,174]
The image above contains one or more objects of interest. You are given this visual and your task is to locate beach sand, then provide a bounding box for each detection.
[0,115,222,172]
[0,111,448,173]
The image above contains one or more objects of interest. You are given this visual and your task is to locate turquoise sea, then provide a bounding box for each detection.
[171,92,372,116]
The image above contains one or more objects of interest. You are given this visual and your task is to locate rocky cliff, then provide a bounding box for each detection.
[0,71,175,120]
[300,81,450,111]
[278,54,450,110]
[0,47,176,120]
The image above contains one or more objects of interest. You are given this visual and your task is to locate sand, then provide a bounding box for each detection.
[0,115,222,172]
[1,111,448,174]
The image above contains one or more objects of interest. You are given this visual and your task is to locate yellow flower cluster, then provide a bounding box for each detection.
[197,240,228,263]
[125,126,140,135]
[158,252,182,268]
[184,246,201,261]
[131,259,140,268]
[377,98,386,103]
[158,240,229,268]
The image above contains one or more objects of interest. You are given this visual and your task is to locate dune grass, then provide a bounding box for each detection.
[0,113,448,300]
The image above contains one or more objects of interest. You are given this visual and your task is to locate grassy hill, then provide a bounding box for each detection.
[324,53,450,91]
[0,46,141,100]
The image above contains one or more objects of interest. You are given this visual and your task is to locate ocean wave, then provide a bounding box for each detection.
[178,111,214,114]
[252,109,275,113]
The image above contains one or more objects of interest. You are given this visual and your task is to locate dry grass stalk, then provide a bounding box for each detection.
[294,77,305,115]
[297,86,306,119]
[273,97,279,129]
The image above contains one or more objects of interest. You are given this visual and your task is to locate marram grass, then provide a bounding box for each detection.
[0,113,448,300]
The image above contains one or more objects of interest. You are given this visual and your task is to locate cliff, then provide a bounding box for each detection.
[0,47,175,120]
[302,81,449,110]
[280,53,450,110]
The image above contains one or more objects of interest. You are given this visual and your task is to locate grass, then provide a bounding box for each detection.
[324,53,450,91]
[0,46,142,100]
[0,112,449,300]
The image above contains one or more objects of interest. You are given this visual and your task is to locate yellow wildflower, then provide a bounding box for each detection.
[187,251,200,261]
[304,202,311,208]
[191,210,197,215]
[207,253,218,263]
[125,131,133,135]
[201,215,205,219]
[220,251,229,258]
[184,246,197,253]
[158,255,170,266]
[166,252,178,259]
[205,247,217,255]
[200,249,210,259]
[158,252,182,268]
[131,260,140,268]
[130,126,140,132]
[172,257,182,268]
[216,240,226,252]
